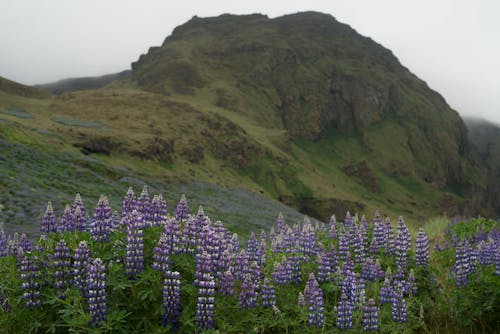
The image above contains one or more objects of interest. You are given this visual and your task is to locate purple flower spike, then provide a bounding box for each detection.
[395,217,410,269]
[238,273,257,308]
[261,278,276,307]
[121,187,136,218]
[19,254,42,308]
[57,205,74,233]
[87,258,107,327]
[337,293,353,329]
[53,239,72,297]
[174,194,190,222]
[162,270,181,329]
[125,210,145,277]
[71,194,89,231]
[90,195,113,242]
[40,201,57,234]
[362,298,379,331]
[416,228,430,267]
[73,241,91,294]
[196,273,216,331]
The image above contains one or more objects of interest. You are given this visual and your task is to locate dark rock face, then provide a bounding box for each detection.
[128,12,494,217]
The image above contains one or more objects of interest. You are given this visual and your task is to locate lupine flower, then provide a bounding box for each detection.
[182,216,198,255]
[385,218,395,255]
[57,205,74,233]
[53,239,72,297]
[152,233,170,272]
[395,217,410,269]
[380,276,392,305]
[40,201,57,234]
[465,240,477,274]
[151,194,168,226]
[87,258,107,327]
[195,251,213,287]
[19,254,42,308]
[275,212,287,235]
[360,215,369,243]
[299,217,316,258]
[18,233,32,253]
[125,210,145,277]
[355,277,367,307]
[405,269,418,295]
[220,269,235,296]
[307,282,324,326]
[455,239,469,287]
[70,194,88,231]
[136,186,152,226]
[0,230,7,257]
[361,257,376,282]
[196,273,216,331]
[73,241,91,294]
[259,229,267,265]
[90,195,113,242]
[162,270,181,329]
[374,259,384,280]
[328,214,337,239]
[247,232,260,262]
[234,250,249,281]
[341,254,354,276]
[111,210,120,231]
[495,246,500,276]
[393,266,406,287]
[370,211,385,254]
[290,251,302,284]
[338,232,350,262]
[261,278,276,307]
[248,260,263,283]
[362,298,379,331]
[337,292,353,329]
[416,228,430,267]
[353,228,366,264]
[272,261,286,284]
[239,273,257,308]
[344,211,353,229]
[339,270,356,302]
[391,283,407,323]
[165,217,183,254]
[121,187,136,218]
[316,251,332,283]
[174,194,190,222]
[73,206,88,232]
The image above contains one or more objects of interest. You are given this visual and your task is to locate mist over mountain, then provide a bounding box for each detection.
[1,12,499,235]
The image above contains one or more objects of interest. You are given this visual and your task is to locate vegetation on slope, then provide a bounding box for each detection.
[0,189,498,333]
[1,12,498,236]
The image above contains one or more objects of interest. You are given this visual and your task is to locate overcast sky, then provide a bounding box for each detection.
[1,0,499,123]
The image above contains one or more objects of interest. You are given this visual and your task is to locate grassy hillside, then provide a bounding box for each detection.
[35,70,131,94]
[0,12,496,236]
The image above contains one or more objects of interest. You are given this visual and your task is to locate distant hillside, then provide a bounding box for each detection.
[0,12,497,235]
[129,12,489,217]
[0,76,50,99]
[36,70,131,94]
[464,117,500,214]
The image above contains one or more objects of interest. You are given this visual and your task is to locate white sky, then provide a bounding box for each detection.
[0,0,499,123]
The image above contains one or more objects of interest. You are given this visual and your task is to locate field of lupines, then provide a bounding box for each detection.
[0,186,499,333]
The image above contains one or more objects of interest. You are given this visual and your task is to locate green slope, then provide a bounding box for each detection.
[0,12,495,235]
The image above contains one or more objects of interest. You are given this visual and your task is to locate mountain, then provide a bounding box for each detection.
[0,76,50,99]
[36,70,131,94]
[463,117,500,214]
[0,12,496,235]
